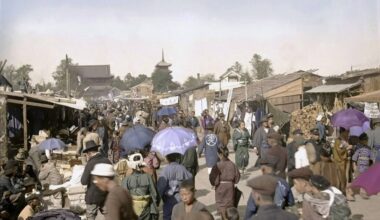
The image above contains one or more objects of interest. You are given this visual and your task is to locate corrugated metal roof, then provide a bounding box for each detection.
[234,70,321,102]
[70,65,112,78]
[305,82,360,93]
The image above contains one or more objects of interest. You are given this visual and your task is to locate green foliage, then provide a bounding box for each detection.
[2,64,33,90]
[183,73,216,89]
[123,73,148,89]
[249,54,273,80]
[52,57,79,91]
[111,76,127,90]
[35,81,54,92]
[151,68,178,92]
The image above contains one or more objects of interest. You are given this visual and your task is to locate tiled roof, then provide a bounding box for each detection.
[70,65,112,78]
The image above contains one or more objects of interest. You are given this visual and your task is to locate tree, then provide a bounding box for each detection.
[111,76,127,90]
[249,54,273,79]
[52,57,79,91]
[183,76,200,89]
[241,70,253,84]
[2,64,33,90]
[123,73,149,89]
[35,81,54,92]
[151,68,176,92]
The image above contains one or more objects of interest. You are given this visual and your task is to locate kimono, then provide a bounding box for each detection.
[122,171,160,220]
[214,119,231,147]
[181,147,199,179]
[332,138,349,191]
[232,128,250,170]
[171,200,209,220]
[209,158,240,219]
[157,162,192,220]
[252,126,273,158]
[319,156,341,190]
[199,131,221,170]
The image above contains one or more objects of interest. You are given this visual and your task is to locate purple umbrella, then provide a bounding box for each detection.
[331,108,369,129]
[38,138,66,150]
[120,125,156,155]
[151,127,197,156]
[351,163,380,196]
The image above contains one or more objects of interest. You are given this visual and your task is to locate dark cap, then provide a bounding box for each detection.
[40,155,48,164]
[310,175,331,190]
[260,155,279,168]
[247,175,278,196]
[82,140,100,153]
[359,133,368,141]
[292,129,304,135]
[260,116,268,123]
[288,167,313,181]
[218,112,225,118]
[310,128,319,136]
[267,132,282,141]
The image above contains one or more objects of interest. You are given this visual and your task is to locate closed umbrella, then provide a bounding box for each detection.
[151,127,197,156]
[120,125,155,154]
[331,108,369,129]
[38,138,66,150]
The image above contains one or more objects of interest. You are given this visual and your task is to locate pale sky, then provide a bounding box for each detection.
[1,0,380,85]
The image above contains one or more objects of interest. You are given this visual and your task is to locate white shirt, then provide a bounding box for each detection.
[295,146,310,169]
[244,112,255,130]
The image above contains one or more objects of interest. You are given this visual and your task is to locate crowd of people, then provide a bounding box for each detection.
[0,102,379,220]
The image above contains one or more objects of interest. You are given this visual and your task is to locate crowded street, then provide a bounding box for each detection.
[1,1,380,220]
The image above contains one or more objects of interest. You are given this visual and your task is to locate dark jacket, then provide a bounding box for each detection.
[251,204,298,220]
[81,153,111,205]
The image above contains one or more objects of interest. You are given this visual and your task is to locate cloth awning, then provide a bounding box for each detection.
[345,90,380,103]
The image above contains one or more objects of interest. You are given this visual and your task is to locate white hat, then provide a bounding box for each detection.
[127,153,146,170]
[316,114,323,121]
[91,163,115,177]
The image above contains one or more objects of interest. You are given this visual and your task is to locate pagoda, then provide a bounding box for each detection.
[154,49,172,74]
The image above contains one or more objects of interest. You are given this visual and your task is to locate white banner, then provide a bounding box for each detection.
[160,96,179,106]
[195,98,208,117]
[364,102,380,118]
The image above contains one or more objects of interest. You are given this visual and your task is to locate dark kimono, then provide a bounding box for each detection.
[181,147,199,179]
[214,119,231,147]
[157,162,192,220]
[232,128,250,170]
[210,158,240,219]
[171,200,208,220]
[122,171,160,220]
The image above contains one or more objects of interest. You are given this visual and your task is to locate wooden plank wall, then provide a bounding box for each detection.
[0,96,6,162]
[268,95,302,113]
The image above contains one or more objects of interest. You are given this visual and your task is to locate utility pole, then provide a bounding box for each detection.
[66,54,70,98]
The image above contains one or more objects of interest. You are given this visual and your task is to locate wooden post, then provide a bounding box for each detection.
[23,97,27,150]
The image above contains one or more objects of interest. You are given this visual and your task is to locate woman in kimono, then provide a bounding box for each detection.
[209,147,240,220]
[232,121,251,173]
[122,153,160,220]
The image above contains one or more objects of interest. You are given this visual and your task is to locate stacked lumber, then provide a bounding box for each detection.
[290,103,324,139]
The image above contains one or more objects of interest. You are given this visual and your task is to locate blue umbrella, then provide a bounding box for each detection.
[151,127,197,156]
[157,107,177,116]
[120,125,156,154]
[38,138,66,150]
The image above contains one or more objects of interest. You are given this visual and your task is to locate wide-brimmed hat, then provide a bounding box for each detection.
[260,116,268,123]
[82,140,100,153]
[91,163,115,177]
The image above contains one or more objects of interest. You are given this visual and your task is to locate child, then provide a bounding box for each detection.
[348,133,375,200]
[171,179,211,220]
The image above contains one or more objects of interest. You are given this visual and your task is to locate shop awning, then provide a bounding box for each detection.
[345,90,380,103]
[305,82,361,94]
